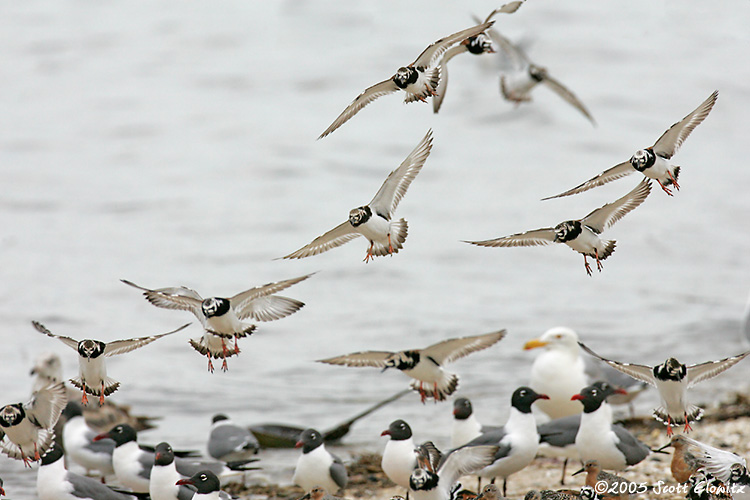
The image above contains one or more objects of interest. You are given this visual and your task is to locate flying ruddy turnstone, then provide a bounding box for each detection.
[282,130,432,263]
[32,321,189,405]
[318,329,506,403]
[121,273,313,372]
[543,90,718,198]
[466,178,651,276]
[432,2,525,113]
[318,21,494,138]
[578,342,750,436]
[489,28,594,124]
[0,382,67,467]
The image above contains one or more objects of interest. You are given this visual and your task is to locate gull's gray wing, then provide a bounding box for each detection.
[103,323,190,357]
[581,178,651,234]
[330,453,348,489]
[281,221,360,259]
[121,279,204,317]
[413,21,494,69]
[68,471,140,500]
[464,228,557,248]
[32,321,80,351]
[318,79,400,139]
[230,273,313,320]
[369,130,433,219]
[541,161,636,200]
[422,330,507,365]
[652,90,718,159]
[209,425,258,460]
[686,350,750,388]
[612,424,650,466]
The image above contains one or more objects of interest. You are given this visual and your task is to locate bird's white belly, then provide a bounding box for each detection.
[293,446,337,492]
[64,419,113,474]
[451,417,483,448]
[565,227,604,257]
[357,216,391,245]
[531,353,586,419]
[150,464,181,500]
[654,379,687,417]
[37,462,76,500]
[382,440,416,488]
[643,156,671,182]
[575,415,626,470]
[205,311,244,336]
[113,444,151,492]
[80,356,107,387]
[4,420,39,453]
[480,433,539,479]
[403,361,442,384]
[501,71,537,99]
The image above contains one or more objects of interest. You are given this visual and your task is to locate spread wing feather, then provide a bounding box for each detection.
[282,221,360,259]
[423,330,507,365]
[104,323,190,357]
[318,79,400,139]
[652,90,718,159]
[686,350,750,387]
[582,178,651,233]
[464,228,557,248]
[317,351,393,368]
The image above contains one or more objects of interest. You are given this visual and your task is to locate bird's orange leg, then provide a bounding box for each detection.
[657,180,674,196]
[583,255,593,276]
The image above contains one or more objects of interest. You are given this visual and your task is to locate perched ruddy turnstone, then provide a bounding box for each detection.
[544,90,718,198]
[283,130,432,262]
[578,342,750,436]
[318,329,506,402]
[33,321,188,405]
[122,273,312,372]
[318,22,494,138]
[466,179,651,276]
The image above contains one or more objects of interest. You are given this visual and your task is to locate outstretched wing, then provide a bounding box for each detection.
[317,351,393,368]
[437,445,499,488]
[578,342,656,387]
[582,178,651,233]
[121,279,204,317]
[281,221,360,259]
[422,330,507,365]
[542,75,595,125]
[541,161,635,200]
[652,90,719,159]
[464,228,557,248]
[32,321,79,351]
[369,130,433,219]
[686,350,750,388]
[318,79,400,139]
[230,273,313,320]
[25,381,67,429]
[104,323,191,357]
[413,21,494,68]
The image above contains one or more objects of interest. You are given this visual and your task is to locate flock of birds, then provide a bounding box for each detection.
[1,2,749,500]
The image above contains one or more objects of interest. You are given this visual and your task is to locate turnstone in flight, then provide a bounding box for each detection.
[122,273,313,372]
[33,321,189,405]
[466,178,651,276]
[282,130,432,262]
[544,90,718,198]
[432,2,525,113]
[317,329,506,402]
[0,382,67,467]
[318,22,494,138]
[490,29,595,124]
[578,341,750,435]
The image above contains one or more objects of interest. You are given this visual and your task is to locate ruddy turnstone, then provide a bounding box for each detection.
[466,179,651,276]
[283,130,432,262]
[318,22,494,138]
[544,90,718,198]
[122,273,312,372]
[318,329,506,402]
[578,342,750,436]
[33,321,189,405]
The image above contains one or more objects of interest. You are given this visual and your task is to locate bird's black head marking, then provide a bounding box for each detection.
[571,385,608,413]
[410,468,439,491]
[385,351,420,371]
[630,148,656,172]
[40,443,64,466]
[453,397,473,420]
[511,387,548,414]
[465,34,493,55]
[202,297,231,318]
[78,339,106,359]
[154,442,175,466]
[0,404,24,427]
[348,205,372,227]
[384,419,412,441]
[297,428,323,453]
[653,358,687,382]
[554,220,582,243]
[529,64,547,82]
[393,67,419,88]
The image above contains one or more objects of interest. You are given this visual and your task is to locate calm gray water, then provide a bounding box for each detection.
[2,0,749,496]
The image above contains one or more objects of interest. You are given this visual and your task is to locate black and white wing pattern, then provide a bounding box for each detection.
[32,321,79,351]
[282,221,361,259]
[686,350,750,388]
[578,342,657,387]
[25,381,67,430]
[121,280,204,317]
[318,79,401,139]
[369,130,433,219]
[464,228,557,248]
[581,178,651,233]
[652,90,718,159]
[412,21,494,69]
[317,351,392,369]
[541,162,636,200]
[229,273,313,321]
[422,330,507,365]
[103,323,190,357]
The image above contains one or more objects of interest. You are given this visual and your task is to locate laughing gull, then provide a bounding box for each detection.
[381,419,418,494]
[537,381,625,484]
[207,414,259,462]
[293,428,347,493]
[579,341,750,435]
[37,443,141,500]
[657,435,747,485]
[523,327,588,420]
[282,131,432,263]
[95,424,257,493]
[176,470,231,500]
[451,398,501,448]
[317,21,494,138]
[409,441,499,500]
[318,329,507,402]
[573,460,637,499]
[122,273,312,372]
[33,320,189,405]
[455,387,549,496]
[151,442,199,500]
[62,401,115,478]
[571,385,650,470]
[0,381,67,467]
